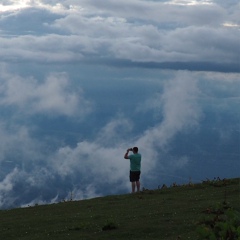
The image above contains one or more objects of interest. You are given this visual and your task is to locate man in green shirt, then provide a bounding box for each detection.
[124,147,141,193]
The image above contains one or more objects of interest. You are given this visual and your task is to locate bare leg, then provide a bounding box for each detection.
[136,181,140,192]
[131,182,136,193]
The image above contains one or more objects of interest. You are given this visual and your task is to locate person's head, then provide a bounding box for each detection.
[132,147,138,153]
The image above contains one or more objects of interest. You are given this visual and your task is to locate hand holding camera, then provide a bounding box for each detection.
[127,148,133,151]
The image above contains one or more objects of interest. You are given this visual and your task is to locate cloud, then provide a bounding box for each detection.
[97,123,133,147]
[0,122,38,163]
[48,72,203,193]
[136,72,202,149]
[0,65,92,117]
[0,168,18,207]
[0,120,129,208]
[45,72,204,196]
[0,70,203,208]
[0,168,17,192]
[0,1,239,72]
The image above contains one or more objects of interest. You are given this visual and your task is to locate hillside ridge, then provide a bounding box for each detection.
[0,177,239,240]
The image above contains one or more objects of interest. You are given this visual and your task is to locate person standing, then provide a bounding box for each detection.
[124,147,141,193]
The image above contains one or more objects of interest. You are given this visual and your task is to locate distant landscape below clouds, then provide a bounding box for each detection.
[0,0,239,209]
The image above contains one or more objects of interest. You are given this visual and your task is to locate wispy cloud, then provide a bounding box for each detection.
[0,65,92,117]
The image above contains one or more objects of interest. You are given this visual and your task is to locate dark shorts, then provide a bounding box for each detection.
[129,171,141,182]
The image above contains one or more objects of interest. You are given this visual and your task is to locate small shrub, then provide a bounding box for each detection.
[197,202,240,240]
[102,220,118,231]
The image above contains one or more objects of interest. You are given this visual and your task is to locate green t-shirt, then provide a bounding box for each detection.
[129,153,141,171]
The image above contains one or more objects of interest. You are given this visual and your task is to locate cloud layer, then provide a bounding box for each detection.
[0,0,239,71]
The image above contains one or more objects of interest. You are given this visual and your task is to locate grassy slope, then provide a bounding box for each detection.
[0,178,239,240]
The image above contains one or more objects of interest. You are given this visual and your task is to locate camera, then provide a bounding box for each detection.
[128,148,133,151]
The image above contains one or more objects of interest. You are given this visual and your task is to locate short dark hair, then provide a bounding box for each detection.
[133,147,138,153]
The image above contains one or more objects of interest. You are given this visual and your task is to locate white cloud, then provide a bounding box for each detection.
[96,115,133,146]
[136,72,202,149]
[0,0,30,13]
[0,0,238,68]
[48,71,202,195]
[0,0,70,14]
[52,139,128,183]
[161,73,201,130]
[0,35,85,62]
[79,0,226,26]
[0,168,19,207]
[166,0,213,5]
[0,168,17,191]
[0,121,40,164]
[0,65,92,117]
[0,70,239,209]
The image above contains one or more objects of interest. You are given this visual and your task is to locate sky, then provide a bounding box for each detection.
[0,0,239,209]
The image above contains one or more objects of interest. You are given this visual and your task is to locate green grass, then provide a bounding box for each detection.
[0,178,239,240]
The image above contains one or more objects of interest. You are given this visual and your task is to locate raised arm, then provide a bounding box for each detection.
[124,149,131,159]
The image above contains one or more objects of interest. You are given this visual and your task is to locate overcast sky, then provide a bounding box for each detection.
[0,0,239,209]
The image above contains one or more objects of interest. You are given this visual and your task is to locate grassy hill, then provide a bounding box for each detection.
[0,178,239,240]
